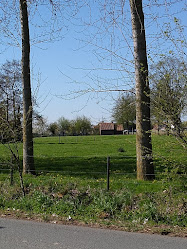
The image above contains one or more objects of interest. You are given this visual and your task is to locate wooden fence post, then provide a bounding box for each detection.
[107,156,110,191]
[10,156,14,186]
[10,166,13,186]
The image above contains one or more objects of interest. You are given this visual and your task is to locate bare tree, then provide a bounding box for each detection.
[0,60,22,142]
[20,0,35,174]
[33,112,48,136]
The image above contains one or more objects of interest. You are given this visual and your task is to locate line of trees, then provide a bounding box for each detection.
[47,116,92,136]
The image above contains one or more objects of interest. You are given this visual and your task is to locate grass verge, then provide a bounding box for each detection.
[0,173,186,237]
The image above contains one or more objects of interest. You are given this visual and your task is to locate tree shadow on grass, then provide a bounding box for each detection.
[35,142,79,145]
[34,156,137,179]
[33,155,172,179]
[47,143,65,145]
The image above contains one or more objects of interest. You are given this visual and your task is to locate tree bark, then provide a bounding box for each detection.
[129,0,154,180]
[20,0,35,174]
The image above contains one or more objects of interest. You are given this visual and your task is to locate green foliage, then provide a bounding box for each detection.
[112,93,136,130]
[48,122,59,136]
[33,191,53,212]
[73,116,92,135]
[150,57,187,142]
[93,190,132,218]
[48,116,92,136]
[57,117,71,135]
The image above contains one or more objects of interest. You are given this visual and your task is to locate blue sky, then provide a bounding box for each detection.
[0,1,186,124]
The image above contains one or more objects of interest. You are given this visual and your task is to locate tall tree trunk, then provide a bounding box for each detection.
[157,120,160,135]
[6,94,9,122]
[20,0,35,174]
[13,90,16,131]
[129,0,154,180]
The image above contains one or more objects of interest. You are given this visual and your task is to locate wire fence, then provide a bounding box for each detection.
[0,155,186,192]
[0,155,186,174]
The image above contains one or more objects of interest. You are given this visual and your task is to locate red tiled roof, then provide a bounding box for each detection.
[116,124,124,131]
[99,123,115,130]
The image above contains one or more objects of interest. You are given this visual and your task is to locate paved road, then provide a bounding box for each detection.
[0,218,186,249]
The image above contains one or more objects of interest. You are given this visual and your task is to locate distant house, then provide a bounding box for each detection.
[99,122,124,135]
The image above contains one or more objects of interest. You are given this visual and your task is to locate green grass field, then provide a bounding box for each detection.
[1,134,186,175]
[0,135,186,235]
